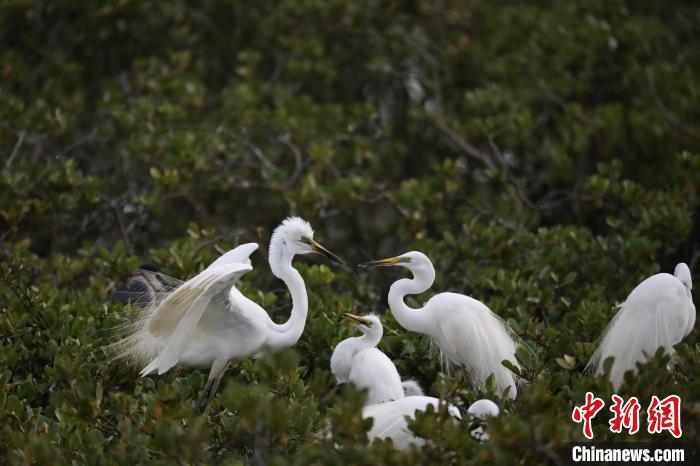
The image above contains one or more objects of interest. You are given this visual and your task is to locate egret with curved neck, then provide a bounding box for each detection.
[111,217,343,405]
[330,313,415,405]
[360,251,521,399]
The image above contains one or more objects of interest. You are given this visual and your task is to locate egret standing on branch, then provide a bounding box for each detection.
[359,251,522,399]
[111,217,343,404]
[587,262,695,389]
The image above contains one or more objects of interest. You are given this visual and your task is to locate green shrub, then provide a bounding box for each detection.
[1,1,698,464]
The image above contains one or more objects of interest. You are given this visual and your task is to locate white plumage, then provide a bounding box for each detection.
[400,379,425,397]
[328,313,500,450]
[330,314,405,405]
[110,217,343,403]
[360,251,522,399]
[362,396,462,450]
[467,399,500,441]
[587,262,695,389]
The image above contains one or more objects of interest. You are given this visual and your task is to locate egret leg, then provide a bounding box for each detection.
[199,358,229,410]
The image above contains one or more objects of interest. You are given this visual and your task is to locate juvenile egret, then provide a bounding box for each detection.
[328,313,499,449]
[360,251,521,399]
[363,397,500,449]
[111,217,343,403]
[363,396,462,450]
[467,399,500,441]
[330,313,407,405]
[587,263,695,389]
[401,379,425,397]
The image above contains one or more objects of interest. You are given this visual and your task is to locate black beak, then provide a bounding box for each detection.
[309,240,344,264]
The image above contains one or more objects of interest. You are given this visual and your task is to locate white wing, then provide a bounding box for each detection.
[330,337,357,384]
[206,242,258,269]
[431,293,520,398]
[348,348,404,404]
[141,263,252,375]
[588,272,692,388]
[363,396,460,451]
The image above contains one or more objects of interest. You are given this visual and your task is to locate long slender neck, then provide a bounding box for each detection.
[359,328,381,349]
[343,332,379,355]
[388,271,434,334]
[265,254,308,350]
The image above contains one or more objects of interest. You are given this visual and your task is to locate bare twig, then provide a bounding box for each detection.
[3,130,25,172]
[276,133,307,188]
[215,125,276,170]
[430,116,498,171]
[646,67,700,140]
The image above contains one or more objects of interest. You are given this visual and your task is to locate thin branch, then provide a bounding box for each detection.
[430,116,498,170]
[646,67,700,140]
[215,125,276,170]
[276,133,307,188]
[3,130,25,172]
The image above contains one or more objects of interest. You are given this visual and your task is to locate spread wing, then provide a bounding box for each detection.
[206,242,258,269]
[140,262,252,375]
[147,250,259,337]
[112,268,183,308]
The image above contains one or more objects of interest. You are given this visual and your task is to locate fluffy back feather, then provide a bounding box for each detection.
[433,294,523,399]
[586,273,691,388]
[106,269,182,367]
[401,379,424,396]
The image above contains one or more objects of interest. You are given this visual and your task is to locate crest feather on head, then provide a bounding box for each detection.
[269,216,314,259]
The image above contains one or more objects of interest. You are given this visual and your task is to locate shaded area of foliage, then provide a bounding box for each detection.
[1,0,699,464]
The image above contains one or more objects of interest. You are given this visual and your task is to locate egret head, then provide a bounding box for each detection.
[674,262,692,290]
[467,399,500,420]
[467,399,500,442]
[358,250,434,275]
[345,313,383,338]
[269,216,343,265]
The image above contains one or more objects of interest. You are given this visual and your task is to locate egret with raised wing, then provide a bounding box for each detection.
[111,217,343,405]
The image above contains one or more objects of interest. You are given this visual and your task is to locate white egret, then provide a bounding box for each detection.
[359,251,522,399]
[467,399,500,441]
[327,312,499,449]
[587,262,695,389]
[330,313,407,405]
[111,217,343,403]
[362,397,500,449]
[400,379,425,397]
[362,396,462,450]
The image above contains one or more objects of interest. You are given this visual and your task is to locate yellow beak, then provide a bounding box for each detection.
[344,313,373,327]
[358,256,405,268]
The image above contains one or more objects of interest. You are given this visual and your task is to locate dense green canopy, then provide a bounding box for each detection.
[1,1,698,464]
